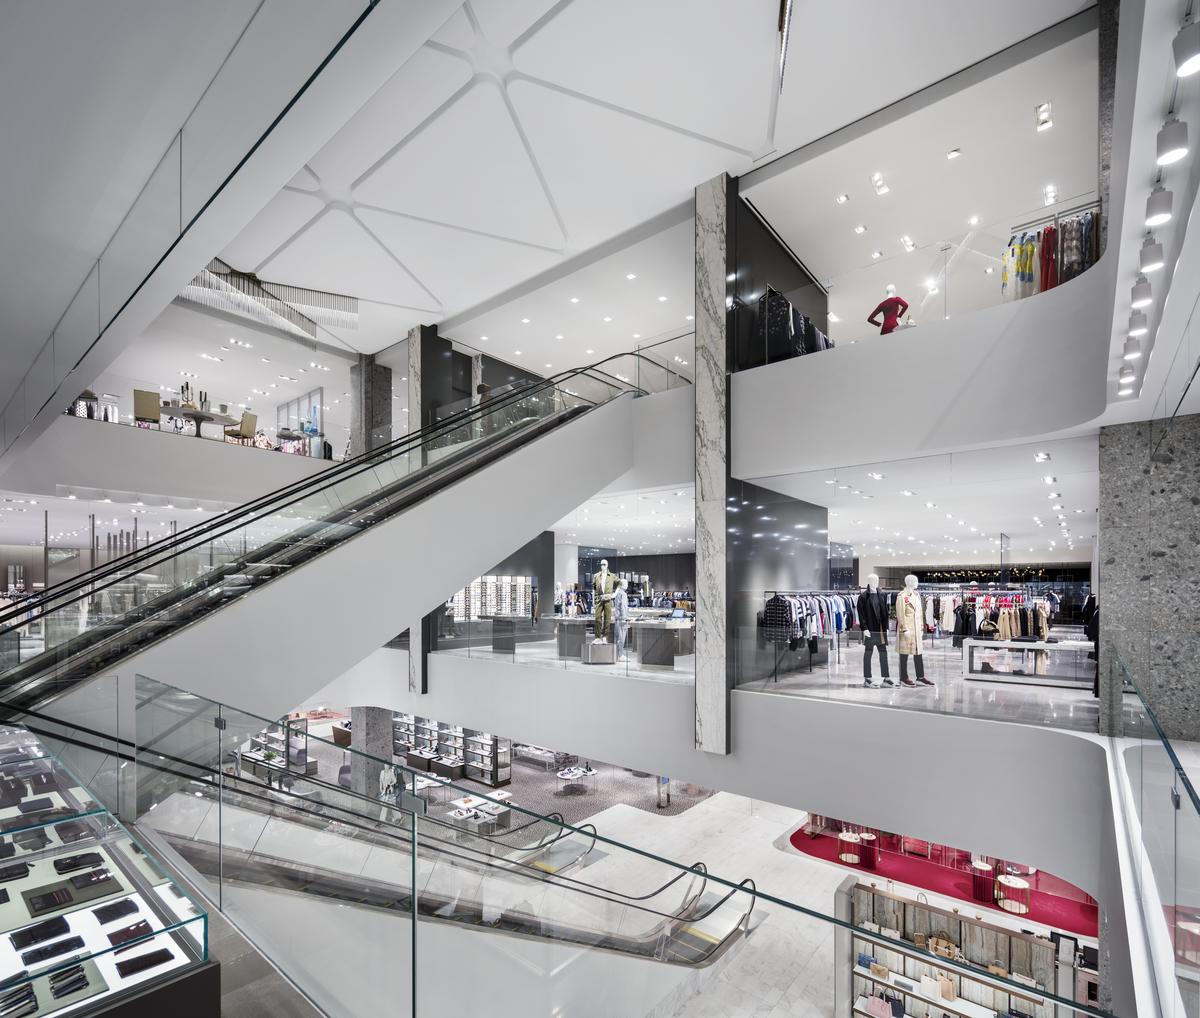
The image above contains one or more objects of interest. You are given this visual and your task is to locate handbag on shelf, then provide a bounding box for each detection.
[866,997,890,1018]
[914,932,927,949]
[886,995,904,1018]
[881,926,901,941]
[938,975,956,1001]
[858,953,876,970]
[988,962,1009,977]
[861,921,881,934]
[870,962,890,980]
[919,975,939,998]
[893,978,914,993]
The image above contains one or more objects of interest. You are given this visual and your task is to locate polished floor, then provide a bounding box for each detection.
[436,637,694,684]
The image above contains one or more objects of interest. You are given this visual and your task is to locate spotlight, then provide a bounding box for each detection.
[1140,235,1165,273]
[1146,185,1173,227]
[1123,337,1142,361]
[1128,310,1149,336]
[1156,118,1189,165]
[1174,15,1200,77]
[1119,365,1135,384]
[1131,273,1153,309]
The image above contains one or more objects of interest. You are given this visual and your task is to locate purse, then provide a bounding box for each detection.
[919,975,939,998]
[866,997,890,1018]
[881,925,901,941]
[858,953,876,970]
[887,996,904,1018]
[870,962,890,980]
[988,962,1009,977]
[914,932,927,949]
[938,975,956,1001]
[893,979,914,993]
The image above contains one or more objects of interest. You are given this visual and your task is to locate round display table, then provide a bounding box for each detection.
[858,832,878,869]
[971,860,994,902]
[995,874,1031,915]
[837,831,862,865]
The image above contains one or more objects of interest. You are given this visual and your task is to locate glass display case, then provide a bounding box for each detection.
[0,725,210,1017]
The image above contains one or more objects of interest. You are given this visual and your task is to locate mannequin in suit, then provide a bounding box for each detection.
[593,559,616,642]
[857,574,891,687]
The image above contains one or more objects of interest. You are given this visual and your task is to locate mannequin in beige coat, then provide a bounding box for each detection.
[896,574,933,686]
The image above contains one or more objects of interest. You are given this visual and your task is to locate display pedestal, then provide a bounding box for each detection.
[556,619,587,657]
[582,641,616,665]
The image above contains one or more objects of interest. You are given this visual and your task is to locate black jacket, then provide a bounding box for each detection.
[857,589,889,637]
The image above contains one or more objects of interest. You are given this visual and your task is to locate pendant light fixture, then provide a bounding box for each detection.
[1131,273,1153,309]
[1128,310,1149,336]
[1146,185,1174,226]
[1174,14,1200,77]
[1123,337,1142,361]
[1157,117,1189,165]
[1139,235,1165,272]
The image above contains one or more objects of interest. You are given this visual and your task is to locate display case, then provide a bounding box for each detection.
[393,715,466,780]
[0,725,213,1017]
[462,731,511,788]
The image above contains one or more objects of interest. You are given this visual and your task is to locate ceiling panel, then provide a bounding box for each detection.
[258,209,440,310]
[513,0,778,153]
[467,0,561,48]
[220,189,326,272]
[355,81,565,247]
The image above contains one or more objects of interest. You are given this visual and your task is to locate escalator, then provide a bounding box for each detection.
[0,353,675,719]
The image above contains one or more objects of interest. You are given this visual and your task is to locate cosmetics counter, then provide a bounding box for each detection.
[0,726,216,1017]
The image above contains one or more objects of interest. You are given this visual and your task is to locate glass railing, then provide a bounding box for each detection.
[127,673,1117,1018]
[0,353,675,713]
[0,721,210,1016]
[1114,651,1200,1018]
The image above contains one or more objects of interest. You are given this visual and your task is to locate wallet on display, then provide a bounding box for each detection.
[93,898,138,925]
[53,852,101,875]
[55,822,91,845]
[69,869,112,891]
[21,934,85,966]
[17,798,53,815]
[0,841,13,860]
[115,947,173,978]
[28,774,56,796]
[108,919,152,952]
[13,829,48,853]
[10,916,69,951]
[0,781,23,810]
[0,863,29,884]
[28,888,73,915]
[0,974,26,992]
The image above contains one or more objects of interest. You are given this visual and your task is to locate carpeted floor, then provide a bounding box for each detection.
[788,826,1098,936]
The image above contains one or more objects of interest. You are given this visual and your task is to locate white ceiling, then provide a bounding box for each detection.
[744,29,1099,344]
[0,2,261,411]
[89,304,381,444]
[756,435,1098,566]
[219,0,1089,362]
[551,485,695,556]
[444,219,696,376]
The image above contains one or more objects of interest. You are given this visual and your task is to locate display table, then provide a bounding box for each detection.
[406,748,438,772]
[994,874,1031,915]
[430,756,465,780]
[837,831,862,864]
[159,406,238,439]
[554,618,590,657]
[479,614,523,654]
[858,831,877,869]
[962,637,1095,689]
[630,620,695,666]
[556,767,598,796]
[581,640,616,665]
[971,860,995,902]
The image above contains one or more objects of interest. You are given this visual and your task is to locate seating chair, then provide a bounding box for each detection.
[224,411,256,445]
[133,389,161,430]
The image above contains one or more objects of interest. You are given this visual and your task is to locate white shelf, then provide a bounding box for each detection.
[853,966,994,1018]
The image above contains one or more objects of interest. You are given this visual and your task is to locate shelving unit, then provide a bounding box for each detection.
[392,714,468,778]
[463,730,511,788]
[246,717,316,777]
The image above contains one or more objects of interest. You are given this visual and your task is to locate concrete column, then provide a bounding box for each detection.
[349,354,392,457]
[1097,0,1119,253]
[349,705,394,797]
[694,173,731,755]
[1098,414,1200,739]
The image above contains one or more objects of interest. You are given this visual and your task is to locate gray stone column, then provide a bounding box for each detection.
[406,326,422,435]
[471,353,483,403]
[694,173,731,755]
[348,354,391,457]
[349,706,393,797]
[1099,414,1200,740]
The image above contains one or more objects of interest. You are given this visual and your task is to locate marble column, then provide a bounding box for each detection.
[349,705,393,797]
[694,173,731,755]
[471,354,483,403]
[1099,414,1200,740]
[406,326,423,437]
[348,354,391,457]
[1097,0,1119,252]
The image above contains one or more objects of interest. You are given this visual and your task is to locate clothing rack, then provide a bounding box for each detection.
[1009,197,1100,235]
[762,590,856,678]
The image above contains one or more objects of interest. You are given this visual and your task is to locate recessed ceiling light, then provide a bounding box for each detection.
[1042,476,1057,484]
[514,350,522,356]
[545,363,553,368]
[657,296,668,302]
[603,316,612,323]
[835,193,849,204]
[968,215,980,226]
[1048,492,1061,499]
[871,172,889,196]
[632,333,641,339]
[900,490,914,496]
[520,318,530,324]
[871,251,882,260]
[985,266,995,274]
[685,314,695,321]
[585,349,594,355]
[569,297,580,304]
[1043,183,1058,206]
[925,502,936,508]
[901,235,915,252]
[1035,101,1053,131]
[867,472,885,480]
[1034,451,1051,462]
[946,148,961,160]
[854,224,866,234]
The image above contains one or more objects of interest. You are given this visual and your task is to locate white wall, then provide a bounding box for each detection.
[731,263,1114,478]
[600,384,694,494]
[554,543,579,586]
[0,414,329,503]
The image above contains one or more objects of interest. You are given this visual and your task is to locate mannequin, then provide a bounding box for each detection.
[896,574,933,686]
[592,559,616,642]
[867,285,909,336]
[857,574,892,687]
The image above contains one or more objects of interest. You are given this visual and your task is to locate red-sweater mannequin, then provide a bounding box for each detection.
[867,286,909,335]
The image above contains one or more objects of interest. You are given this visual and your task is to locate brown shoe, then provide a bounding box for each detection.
[900,679,917,687]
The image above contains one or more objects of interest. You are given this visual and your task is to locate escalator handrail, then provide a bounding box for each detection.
[0,350,677,632]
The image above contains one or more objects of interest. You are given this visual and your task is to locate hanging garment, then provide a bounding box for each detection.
[1040,224,1058,291]
[1001,236,1020,300]
[868,296,909,335]
[755,289,801,362]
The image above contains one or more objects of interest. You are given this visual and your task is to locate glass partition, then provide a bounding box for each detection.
[130,672,1115,1018]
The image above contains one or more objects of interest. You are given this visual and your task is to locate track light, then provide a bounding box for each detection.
[1128,310,1149,336]
[1119,365,1135,384]
[1131,273,1153,308]
[1118,385,1134,396]
[1123,337,1142,361]
[1174,15,1200,77]
[1146,185,1173,226]
[1140,235,1165,273]
[1157,118,1189,165]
